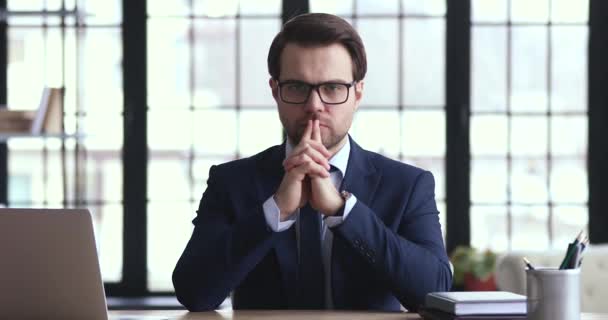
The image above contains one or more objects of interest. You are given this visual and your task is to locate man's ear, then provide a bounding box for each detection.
[354,80,364,108]
[269,78,279,100]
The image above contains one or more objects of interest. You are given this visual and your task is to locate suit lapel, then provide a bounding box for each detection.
[340,136,381,206]
[254,143,299,308]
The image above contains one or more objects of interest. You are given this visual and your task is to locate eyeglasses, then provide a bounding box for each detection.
[277,80,356,105]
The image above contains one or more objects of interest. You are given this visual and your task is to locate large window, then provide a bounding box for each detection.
[5,0,123,282]
[310,0,447,236]
[469,0,589,251]
[146,0,282,291]
[2,0,602,296]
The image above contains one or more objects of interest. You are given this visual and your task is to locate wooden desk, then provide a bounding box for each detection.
[110,310,608,319]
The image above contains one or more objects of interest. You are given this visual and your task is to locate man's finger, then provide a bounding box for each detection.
[284,149,329,171]
[313,119,322,142]
[284,145,330,170]
[301,119,313,142]
[286,154,330,178]
[291,139,331,159]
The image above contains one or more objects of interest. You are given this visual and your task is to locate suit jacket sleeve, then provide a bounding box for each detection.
[172,165,276,311]
[331,170,452,311]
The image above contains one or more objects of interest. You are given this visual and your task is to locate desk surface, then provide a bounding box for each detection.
[110,310,608,319]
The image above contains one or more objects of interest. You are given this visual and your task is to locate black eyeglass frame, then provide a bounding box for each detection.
[276,80,357,105]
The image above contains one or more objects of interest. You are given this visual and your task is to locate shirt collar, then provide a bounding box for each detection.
[285,137,350,176]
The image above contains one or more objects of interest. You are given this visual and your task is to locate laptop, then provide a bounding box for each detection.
[0,208,166,320]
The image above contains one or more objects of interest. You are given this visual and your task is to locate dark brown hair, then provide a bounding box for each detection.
[267,13,367,82]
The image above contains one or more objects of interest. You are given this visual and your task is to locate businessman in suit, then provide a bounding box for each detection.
[173,13,452,312]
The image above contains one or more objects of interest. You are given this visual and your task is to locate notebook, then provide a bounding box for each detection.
[0,208,168,320]
[425,291,527,316]
[419,307,526,320]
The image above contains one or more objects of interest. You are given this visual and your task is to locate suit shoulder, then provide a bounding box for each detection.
[211,145,281,174]
[366,151,430,180]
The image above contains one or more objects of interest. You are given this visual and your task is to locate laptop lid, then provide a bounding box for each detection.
[0,208,108,320]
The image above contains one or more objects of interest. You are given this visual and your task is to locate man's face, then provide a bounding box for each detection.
[270,42,364,152]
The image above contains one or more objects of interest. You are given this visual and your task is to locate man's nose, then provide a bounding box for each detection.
[303,89,325,113]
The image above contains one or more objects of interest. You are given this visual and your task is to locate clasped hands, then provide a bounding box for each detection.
[274,119,344,222]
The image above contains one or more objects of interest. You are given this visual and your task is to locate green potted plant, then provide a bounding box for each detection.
[450,246,497,291]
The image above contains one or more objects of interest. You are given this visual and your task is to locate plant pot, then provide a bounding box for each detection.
[463,272,497,291]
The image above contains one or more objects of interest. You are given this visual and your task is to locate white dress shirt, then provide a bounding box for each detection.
[262,138,357,308]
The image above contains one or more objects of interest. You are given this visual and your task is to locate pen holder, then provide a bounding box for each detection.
[526,268,580,320]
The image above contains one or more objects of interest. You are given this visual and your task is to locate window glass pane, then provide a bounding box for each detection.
[552,206,588,249]
[239,19,280,107]
[357,19,399,107]
[148,201,196,291]
[511,205,549,250]
[81,113,123,150]
[239,0,281,15]
[149,109,192,151]
[92,204,123,283]
[471,159,508,204]
[8,146,60,204]
[510,116,548,156]
[81,0,122,25]
[402,0,446,16]
[471,205,508,252]
[8,0,42,9]
[511,27,548,113]
[551,26,587,112]
[81,29,123,114]
[403,19,445,106]
[550,115,586,156]
[238,110,282,157]
[193,19,236,108]
[471,27,507,112]
[472,0,507,22]
[510,0,549,23]
[8,29,49,107]
[351,110,400,158]
[356,0,399,15]
[471,115,508,156]
[193,110,238,156]
[550,158,587,204]
[193,0,238,17]
[149,158,191,202]
[84,152,122,203]
[402,110,445,157]
[45,0,66,10]
[511,158,548,204]
[310,0,354,15]
[148,0,190,16]
[148,20,190,109]
[550,0,589,23]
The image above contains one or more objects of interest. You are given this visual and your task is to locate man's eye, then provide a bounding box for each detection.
[286,83,307,91]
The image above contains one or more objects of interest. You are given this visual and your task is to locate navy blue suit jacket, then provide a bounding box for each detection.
[173,138,452,311]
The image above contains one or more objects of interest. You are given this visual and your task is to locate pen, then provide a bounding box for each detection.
[568,244,582,269]
[523,257,535,270]
[559,230,584,270]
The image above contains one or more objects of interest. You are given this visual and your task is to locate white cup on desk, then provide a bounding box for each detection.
[526,268,580,320]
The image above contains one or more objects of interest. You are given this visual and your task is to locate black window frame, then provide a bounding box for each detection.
[0,0,605,297]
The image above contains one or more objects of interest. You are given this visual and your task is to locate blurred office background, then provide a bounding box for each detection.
[0,0,606,298]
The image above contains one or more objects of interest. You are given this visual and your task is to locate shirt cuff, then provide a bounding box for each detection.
[263,195,297,232]
[324,194,357,228]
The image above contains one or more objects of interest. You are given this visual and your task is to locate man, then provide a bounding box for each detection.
[173,13,452,312]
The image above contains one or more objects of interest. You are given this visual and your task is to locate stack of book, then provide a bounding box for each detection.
[419,291,527,320]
